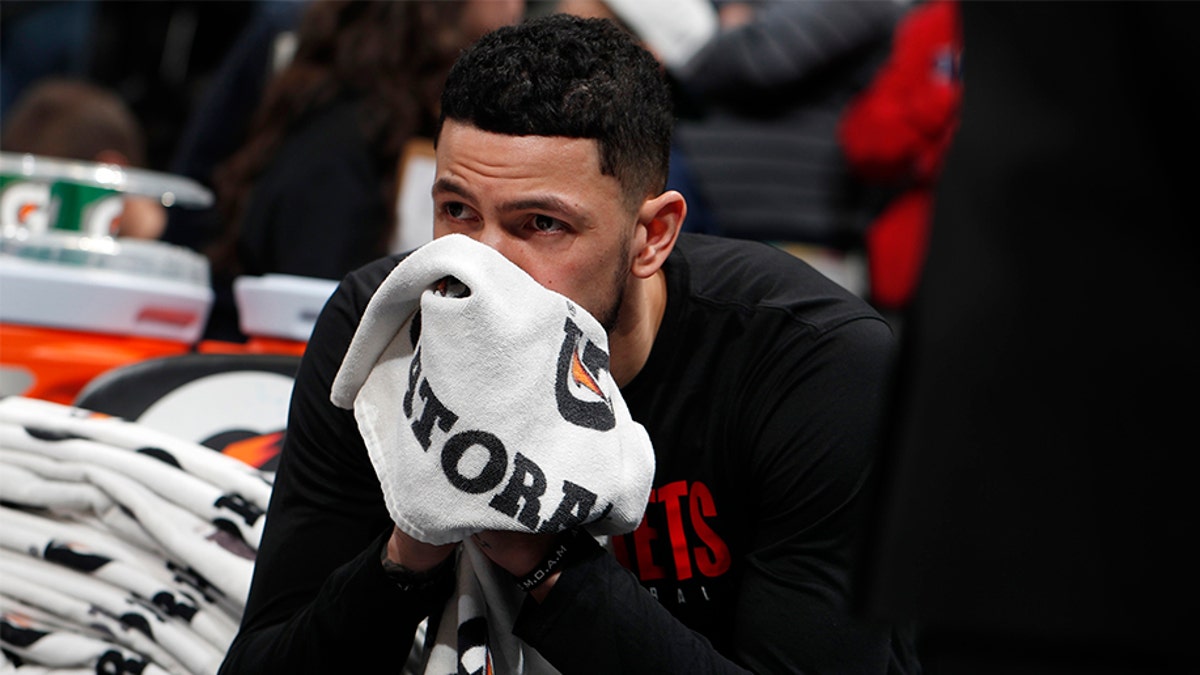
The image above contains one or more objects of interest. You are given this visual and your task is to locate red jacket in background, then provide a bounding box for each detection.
[839,0,963,310]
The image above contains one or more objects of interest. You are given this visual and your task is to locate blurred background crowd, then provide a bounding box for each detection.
[1,0,959,340]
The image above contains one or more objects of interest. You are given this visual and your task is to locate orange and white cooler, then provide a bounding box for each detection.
[0,231,215,404]
[0,152,215,404]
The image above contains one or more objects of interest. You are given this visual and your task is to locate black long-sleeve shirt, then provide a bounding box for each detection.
[219,234,914,673]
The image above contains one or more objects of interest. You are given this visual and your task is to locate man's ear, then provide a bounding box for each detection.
[631,190,685,279]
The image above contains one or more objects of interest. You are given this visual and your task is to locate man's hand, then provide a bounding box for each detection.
[472,530,561,601]
[386,526,456,572]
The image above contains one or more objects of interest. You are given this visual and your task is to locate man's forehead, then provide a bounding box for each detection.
[435,125,609,187]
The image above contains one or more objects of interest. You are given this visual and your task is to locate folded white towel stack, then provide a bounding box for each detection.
[331,234,654,546]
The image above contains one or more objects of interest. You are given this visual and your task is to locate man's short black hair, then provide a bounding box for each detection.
[439,13,673,205]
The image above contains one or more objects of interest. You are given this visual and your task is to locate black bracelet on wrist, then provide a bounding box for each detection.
[514,529,588,593]
[380,544,455,593]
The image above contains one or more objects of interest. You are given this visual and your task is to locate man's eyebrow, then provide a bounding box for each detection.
[432,178,472,199]
[500,194,583,220]
[433,178,587,223]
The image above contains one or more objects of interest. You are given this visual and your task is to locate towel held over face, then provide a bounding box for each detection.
[330,234,654,546]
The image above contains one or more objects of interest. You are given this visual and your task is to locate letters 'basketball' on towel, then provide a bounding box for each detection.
[330,234,655,546]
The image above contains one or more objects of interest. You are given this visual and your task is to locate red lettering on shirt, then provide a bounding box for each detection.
[690,481,731,577]
[617,480,730,583]
[657,480,692,580]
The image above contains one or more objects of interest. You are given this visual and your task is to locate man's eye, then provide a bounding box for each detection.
[531,214,565,233]
[445,202,471,219]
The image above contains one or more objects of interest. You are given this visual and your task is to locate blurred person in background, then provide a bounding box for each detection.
[1,77,167,240]
[839,0,963,322]
[203,0,525,342]
[163,0,311,253]
[668,0,901,242]
[665,0,901,296]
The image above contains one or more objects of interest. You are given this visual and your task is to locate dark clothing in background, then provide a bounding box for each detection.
[203,98,389,342]
[672,0,901,247]
[233,99,386,281]
[86,1,260,171]
[860,2,1199,673]
[164,1,307,253]
[0,1,97,116]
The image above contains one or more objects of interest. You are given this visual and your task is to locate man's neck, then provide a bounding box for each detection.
[608,269,668,387]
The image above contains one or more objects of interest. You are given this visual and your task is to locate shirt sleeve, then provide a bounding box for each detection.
[219,264,452,674]
[517,314,904,673]
[513,537,751,674]
[729,315,902,673]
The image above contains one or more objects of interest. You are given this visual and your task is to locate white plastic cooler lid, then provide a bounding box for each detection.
[0,232,213,343]
[234,273,339,342]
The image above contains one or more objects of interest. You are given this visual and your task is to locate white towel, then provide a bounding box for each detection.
[421,539,558,675]
[331,233,655,546]
[0,396,278,673]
